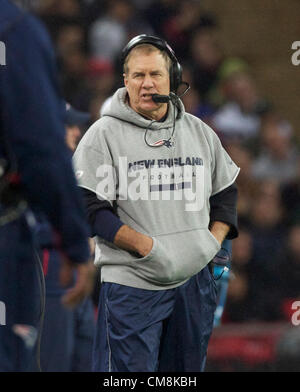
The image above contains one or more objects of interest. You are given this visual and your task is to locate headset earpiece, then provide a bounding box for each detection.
[170,61,183,94]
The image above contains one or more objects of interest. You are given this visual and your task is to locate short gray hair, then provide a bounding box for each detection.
[123,44,172,75]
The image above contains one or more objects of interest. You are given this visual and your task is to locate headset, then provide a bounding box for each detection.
[122,35,190,147]
[122,34,183,95]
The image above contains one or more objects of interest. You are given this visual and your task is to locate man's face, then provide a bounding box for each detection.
[124,49,170,120]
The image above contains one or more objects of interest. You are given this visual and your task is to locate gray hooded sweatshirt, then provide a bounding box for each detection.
[73,88,240,290]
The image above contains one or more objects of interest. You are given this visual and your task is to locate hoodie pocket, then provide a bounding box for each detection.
[134,237,158,263]
[133,228,221,285]
[207,229,222,250]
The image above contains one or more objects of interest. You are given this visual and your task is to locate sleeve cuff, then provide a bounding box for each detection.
[93,208,124,243]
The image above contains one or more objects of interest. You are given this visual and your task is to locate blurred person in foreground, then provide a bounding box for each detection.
[0,0,93,371]
[30,104,95,372]
[73,34,240,372]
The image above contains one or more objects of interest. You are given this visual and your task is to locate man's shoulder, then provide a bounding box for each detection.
[183,111,205,124]
[79,116,120,146]
[89,115,120,133]
[183,112,217,135]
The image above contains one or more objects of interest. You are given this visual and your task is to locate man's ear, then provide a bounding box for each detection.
[123,73,128,88]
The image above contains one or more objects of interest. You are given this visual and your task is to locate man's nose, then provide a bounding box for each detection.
[142,74,154,88]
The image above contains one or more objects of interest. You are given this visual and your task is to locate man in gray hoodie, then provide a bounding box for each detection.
[73,35,239,372]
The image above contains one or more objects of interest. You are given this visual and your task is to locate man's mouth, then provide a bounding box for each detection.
[141,93,155,99]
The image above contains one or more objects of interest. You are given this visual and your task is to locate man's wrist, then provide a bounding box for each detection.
[210,221,230,245]
[114,225,153,257]
[136,233,153,257]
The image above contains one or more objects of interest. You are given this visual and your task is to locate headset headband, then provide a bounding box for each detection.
[122,35,178,64]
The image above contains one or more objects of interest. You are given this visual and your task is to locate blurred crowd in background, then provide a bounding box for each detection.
[29,0,300,325]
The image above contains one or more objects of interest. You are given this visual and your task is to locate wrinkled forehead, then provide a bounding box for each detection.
[124,44,171,74]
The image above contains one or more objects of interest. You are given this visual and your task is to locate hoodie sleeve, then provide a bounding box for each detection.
[80,188,124,242]
[203,125,240,196]
[209,182,238,239]
[0,7,90,263]
[73,120,117,206]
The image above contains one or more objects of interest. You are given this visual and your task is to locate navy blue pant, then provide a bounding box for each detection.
[0,213,40,372]
[93,266,217,372]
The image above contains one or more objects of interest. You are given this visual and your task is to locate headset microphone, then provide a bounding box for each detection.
[151,94,170,103]
[151,82,190,104]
